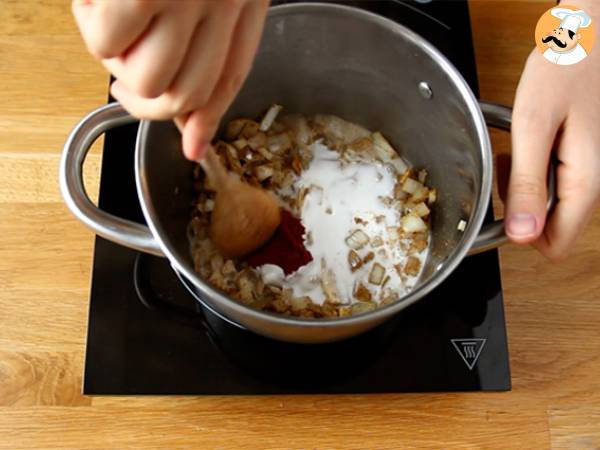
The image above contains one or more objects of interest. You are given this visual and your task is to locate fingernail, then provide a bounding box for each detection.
[507,213,537,237]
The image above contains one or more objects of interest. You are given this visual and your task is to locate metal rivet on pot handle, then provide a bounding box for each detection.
[468,101,557,255]
[59,102,164,256]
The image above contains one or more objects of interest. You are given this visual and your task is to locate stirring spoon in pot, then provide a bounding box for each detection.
[200,145,281,258]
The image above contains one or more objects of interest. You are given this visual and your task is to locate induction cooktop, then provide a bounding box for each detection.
[83,0,511,395]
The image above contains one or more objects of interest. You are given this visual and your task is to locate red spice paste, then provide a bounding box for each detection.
[245,210,313,275]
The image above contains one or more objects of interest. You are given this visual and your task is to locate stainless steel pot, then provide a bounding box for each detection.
[60,3,554,343]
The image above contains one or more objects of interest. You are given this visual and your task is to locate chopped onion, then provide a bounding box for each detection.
[240,120,260,139]
[353,283,372,302]
[411,186,430,203]
[256,147,273,161]
[347,136,374,153]
[372,131,398,160]
[351,301,376,314]
[348,250,362,272]
[413,202,430,217]
[428,188,437,204]
[225,119,247,140]
[457,219,467,232]
[259,104,283,131]
[247,132,267,150]
[267,132,292,154]
[368,263,386,285]
[254,165,274,182]
[389,157,409,175]
[387,226,400,241]
[232,138,248,151]
[401,214,428,233]
[402,177,423,195]
[345,229,370,250]
[371,236,384,248]
[221,259,236,276]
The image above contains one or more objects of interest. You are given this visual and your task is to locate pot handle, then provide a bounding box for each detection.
[468,101,557,255]
[59,102,164,256]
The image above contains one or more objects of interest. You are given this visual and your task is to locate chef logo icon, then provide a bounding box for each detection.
[535,6,595,66]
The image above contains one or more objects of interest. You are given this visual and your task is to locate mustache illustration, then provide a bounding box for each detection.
[542,35,567,48]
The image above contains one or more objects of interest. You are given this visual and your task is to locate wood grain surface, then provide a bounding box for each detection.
[1,1,599,448]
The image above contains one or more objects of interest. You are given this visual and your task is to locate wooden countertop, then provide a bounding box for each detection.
[1,1,599,448]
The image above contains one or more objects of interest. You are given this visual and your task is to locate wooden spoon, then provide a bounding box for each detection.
[200,146,281,258]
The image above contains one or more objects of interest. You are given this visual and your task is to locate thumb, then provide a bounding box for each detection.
[505,109,556,244]
[180,110,215,161]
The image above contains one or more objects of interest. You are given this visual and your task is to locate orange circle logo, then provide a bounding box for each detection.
[535,5,595,65]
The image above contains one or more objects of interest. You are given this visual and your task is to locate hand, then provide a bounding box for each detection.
[72,0,269,160]
[507,34,600,260]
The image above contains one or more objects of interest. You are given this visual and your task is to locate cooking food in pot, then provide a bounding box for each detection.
[188,105,437,318]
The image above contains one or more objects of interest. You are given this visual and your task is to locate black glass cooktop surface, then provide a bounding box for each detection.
[83,0,511,395]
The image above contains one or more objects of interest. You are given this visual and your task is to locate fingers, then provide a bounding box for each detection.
[72,0,161,59]
[168,4,242,110]
[506,53,563,244]
[534,129,600,261]
[110,4,241,120]
[182,0,269,160]
[103,5,202,98]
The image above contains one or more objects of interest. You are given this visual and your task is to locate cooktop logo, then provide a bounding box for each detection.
[535,5,595,66]
[451,338,486,370]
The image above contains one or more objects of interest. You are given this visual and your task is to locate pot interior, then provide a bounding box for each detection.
[138,4,489,313]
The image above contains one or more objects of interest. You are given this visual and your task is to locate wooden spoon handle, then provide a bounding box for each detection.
[200,145,231,189]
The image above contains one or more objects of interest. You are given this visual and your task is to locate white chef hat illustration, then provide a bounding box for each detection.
[551,8,592,34]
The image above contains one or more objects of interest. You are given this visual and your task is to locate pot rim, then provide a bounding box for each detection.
[135,2,493,329]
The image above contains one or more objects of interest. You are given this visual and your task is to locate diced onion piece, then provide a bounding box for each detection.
[237,273,255,303]
[222,259,236,276]
[404,256,421,276]
[389,157,409,175]
[280,171,295,189]
[418,169,428,184]
[232,138,248,151]
[256,147,273,161]
[401,213,428,233]
[289,296,310,311]
[267,132,292,154]
[411,186,430,203]
[347,136,374,153]
[368,262,386,286]
[372,131,398,161]
[351,301,376,314]
[348,250,362,272]
[387,226,400,242]
[345,229,370,250]
[225,119,247,140]
[353,283,372,302]
[321,269,341,304]
[402,177,423,195]
[281,114,313,145]
[259,104,283,131]
[457,219,467,232]
[240,120,260,139]
[413,202,430,217]
[371,236,384,248]
[254,165,274,182]
[247,132,267,150]
[428,188,437,204]
[381,275,391,288]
